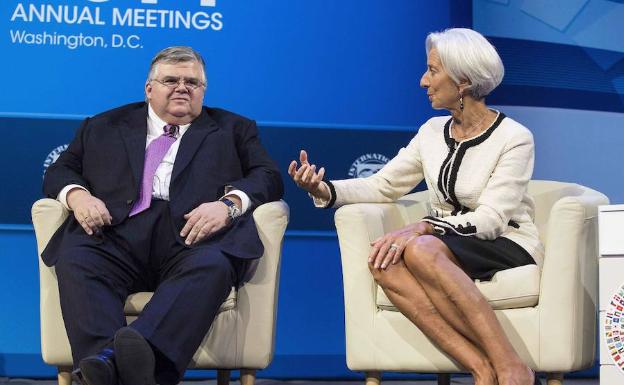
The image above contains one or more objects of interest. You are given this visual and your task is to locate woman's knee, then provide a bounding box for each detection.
[403,235,450,275]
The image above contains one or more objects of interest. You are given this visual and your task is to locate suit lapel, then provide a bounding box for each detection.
[118,105,148,188]
[171,109,219,183]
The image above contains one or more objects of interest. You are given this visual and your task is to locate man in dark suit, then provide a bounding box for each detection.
[42,46,283,385]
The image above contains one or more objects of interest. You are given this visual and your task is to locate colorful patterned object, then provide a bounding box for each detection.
[605,284,624,371]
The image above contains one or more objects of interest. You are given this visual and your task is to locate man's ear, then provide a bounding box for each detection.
[145,81,152,100]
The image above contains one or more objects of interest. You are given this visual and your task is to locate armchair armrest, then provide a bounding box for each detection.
[31,198,69,256]
[538,189,608,369]
[395,190,431,224]
[334,197,427,368]
[31,199,73,365]
[236,200,289,367]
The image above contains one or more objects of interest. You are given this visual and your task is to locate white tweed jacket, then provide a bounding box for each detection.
[324,112,544,266]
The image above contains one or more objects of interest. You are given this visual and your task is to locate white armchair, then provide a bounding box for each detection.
[32,198,289,385]
[334,180,608,385]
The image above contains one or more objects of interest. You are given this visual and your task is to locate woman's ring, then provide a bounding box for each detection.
[390,243,399,249]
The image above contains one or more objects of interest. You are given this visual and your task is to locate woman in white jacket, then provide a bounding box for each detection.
[289,28,542,385]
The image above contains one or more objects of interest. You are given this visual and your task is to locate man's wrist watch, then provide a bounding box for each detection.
[220,198,242,221]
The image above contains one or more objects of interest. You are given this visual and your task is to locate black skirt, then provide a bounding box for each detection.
[433,234,535,281]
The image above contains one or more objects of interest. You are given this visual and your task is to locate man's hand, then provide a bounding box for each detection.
[181,201,231,245]
[67,188,112,235]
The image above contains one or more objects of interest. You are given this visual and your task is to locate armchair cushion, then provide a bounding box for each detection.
[124,288,238,316]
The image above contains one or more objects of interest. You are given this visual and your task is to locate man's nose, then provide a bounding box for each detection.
[174,82,190,92]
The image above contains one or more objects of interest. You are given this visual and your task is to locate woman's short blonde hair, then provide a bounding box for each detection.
[426,28,504,99]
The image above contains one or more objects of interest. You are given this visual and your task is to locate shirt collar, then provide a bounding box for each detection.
[147,104,191,136]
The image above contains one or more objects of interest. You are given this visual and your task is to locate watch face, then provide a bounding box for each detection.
[227,203,241,219]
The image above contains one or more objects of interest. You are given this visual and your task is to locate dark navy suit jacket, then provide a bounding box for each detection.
[42,102,283,266]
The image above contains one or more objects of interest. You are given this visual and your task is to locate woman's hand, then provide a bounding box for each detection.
[369,222,433,269]
[288,150,330,200]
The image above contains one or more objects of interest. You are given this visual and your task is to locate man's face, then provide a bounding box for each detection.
[145,61,206,124]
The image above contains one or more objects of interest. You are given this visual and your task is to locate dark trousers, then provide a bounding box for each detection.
[55,201,244,385]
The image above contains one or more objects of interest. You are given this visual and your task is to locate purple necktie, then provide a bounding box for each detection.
[129,124,179,216]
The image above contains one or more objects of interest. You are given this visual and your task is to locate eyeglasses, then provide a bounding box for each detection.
[151,76,205,90]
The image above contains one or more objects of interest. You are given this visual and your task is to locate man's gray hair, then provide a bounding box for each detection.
[426,28,504,99]
[147,46,207,83]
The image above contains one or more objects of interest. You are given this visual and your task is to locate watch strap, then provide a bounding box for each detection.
[220,198,241,219]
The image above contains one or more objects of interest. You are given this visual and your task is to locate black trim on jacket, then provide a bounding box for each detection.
[324,180,337,209]
[433,112,507,230]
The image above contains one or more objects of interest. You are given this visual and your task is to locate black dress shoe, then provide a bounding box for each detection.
[114,327,156,385]
[533,371,542,385]
[76,348,117,385]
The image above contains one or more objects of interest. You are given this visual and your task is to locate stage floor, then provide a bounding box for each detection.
[0,378,599,385]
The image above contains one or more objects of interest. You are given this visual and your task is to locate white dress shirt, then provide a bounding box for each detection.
[58,104,250,213]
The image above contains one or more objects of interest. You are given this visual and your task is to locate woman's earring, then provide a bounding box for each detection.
[459,95,464,111]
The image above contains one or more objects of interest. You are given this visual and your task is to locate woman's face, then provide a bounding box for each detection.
[420,48,460,110]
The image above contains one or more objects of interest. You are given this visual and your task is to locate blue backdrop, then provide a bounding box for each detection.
[0,0,452,228]
[2,0,444,125]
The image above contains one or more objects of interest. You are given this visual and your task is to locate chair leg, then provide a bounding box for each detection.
[365,371,381,385]
[240,369,256,385]
[546,373,563,385]
[58,367,72,385]
[437,373,451,385]
[218,370,231,385]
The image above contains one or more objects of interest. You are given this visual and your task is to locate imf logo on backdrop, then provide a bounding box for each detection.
[348,153,390,178]
[43,144,69,177]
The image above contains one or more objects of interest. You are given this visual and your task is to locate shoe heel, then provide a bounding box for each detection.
[71,369,86,385]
